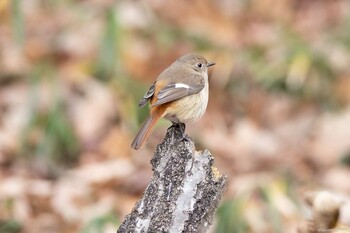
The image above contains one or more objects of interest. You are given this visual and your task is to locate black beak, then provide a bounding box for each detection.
[207,61,216,67]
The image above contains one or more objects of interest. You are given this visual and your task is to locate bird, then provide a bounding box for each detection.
[131,53,215,150]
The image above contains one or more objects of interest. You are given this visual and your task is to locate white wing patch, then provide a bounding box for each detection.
[175,83,190,89]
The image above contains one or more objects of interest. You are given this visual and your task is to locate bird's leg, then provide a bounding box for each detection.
[178,122,186,137]
[170,122,190,142]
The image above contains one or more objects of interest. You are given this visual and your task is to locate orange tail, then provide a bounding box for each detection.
[131,114,160,150]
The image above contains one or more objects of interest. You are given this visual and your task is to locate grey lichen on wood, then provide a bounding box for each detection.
[118,125,227,233]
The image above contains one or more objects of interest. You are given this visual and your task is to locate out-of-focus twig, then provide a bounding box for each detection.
[298,191,340,233]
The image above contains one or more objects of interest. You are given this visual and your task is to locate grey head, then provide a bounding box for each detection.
[176,53,215,74]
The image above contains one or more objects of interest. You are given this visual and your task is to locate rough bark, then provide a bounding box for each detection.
[118,125,227,233]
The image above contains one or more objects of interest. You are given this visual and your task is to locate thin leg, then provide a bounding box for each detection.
[171,122,190,142]
[178,122,186,136]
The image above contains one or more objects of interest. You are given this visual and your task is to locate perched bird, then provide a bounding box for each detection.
[131,53,215,150]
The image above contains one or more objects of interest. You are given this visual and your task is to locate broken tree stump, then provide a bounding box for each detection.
[118,125,227,233]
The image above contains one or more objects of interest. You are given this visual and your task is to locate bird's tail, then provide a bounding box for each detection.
[131,115,159,150]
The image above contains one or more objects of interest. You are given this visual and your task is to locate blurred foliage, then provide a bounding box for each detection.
[0,219,22,233]
[10,0,24,46]
[340,151,350,167]
[241,27,340,110]
[1,0,350,232]
[0,197,21,232]
[81,213,118,233]
[335,15,350,50]
[216,177,300,232]
[95,8,120,81]
[20,64,79,174]
[216,196,249,233]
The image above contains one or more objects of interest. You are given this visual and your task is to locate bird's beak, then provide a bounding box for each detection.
[207,61,216,67]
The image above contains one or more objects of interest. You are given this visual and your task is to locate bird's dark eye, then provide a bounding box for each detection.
[196,62,203,68]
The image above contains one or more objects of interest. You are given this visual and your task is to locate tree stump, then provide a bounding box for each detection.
[118,125,227,233]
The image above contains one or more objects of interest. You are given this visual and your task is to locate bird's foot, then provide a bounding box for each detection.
[170,122,190,142]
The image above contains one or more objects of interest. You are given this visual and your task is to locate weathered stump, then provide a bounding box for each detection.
[118,125,227,233]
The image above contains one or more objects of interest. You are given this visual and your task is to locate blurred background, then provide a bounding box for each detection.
[1,0,350,232]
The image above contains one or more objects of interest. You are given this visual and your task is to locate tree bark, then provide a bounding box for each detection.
[118,125,227,233]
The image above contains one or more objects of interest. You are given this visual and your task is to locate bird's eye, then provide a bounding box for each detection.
[196,62,203,68]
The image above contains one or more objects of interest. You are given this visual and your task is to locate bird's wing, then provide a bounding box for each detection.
[151,74,205,107]
[139,82,156,107]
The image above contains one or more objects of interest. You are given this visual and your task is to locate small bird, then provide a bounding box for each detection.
[131,53,215,150]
